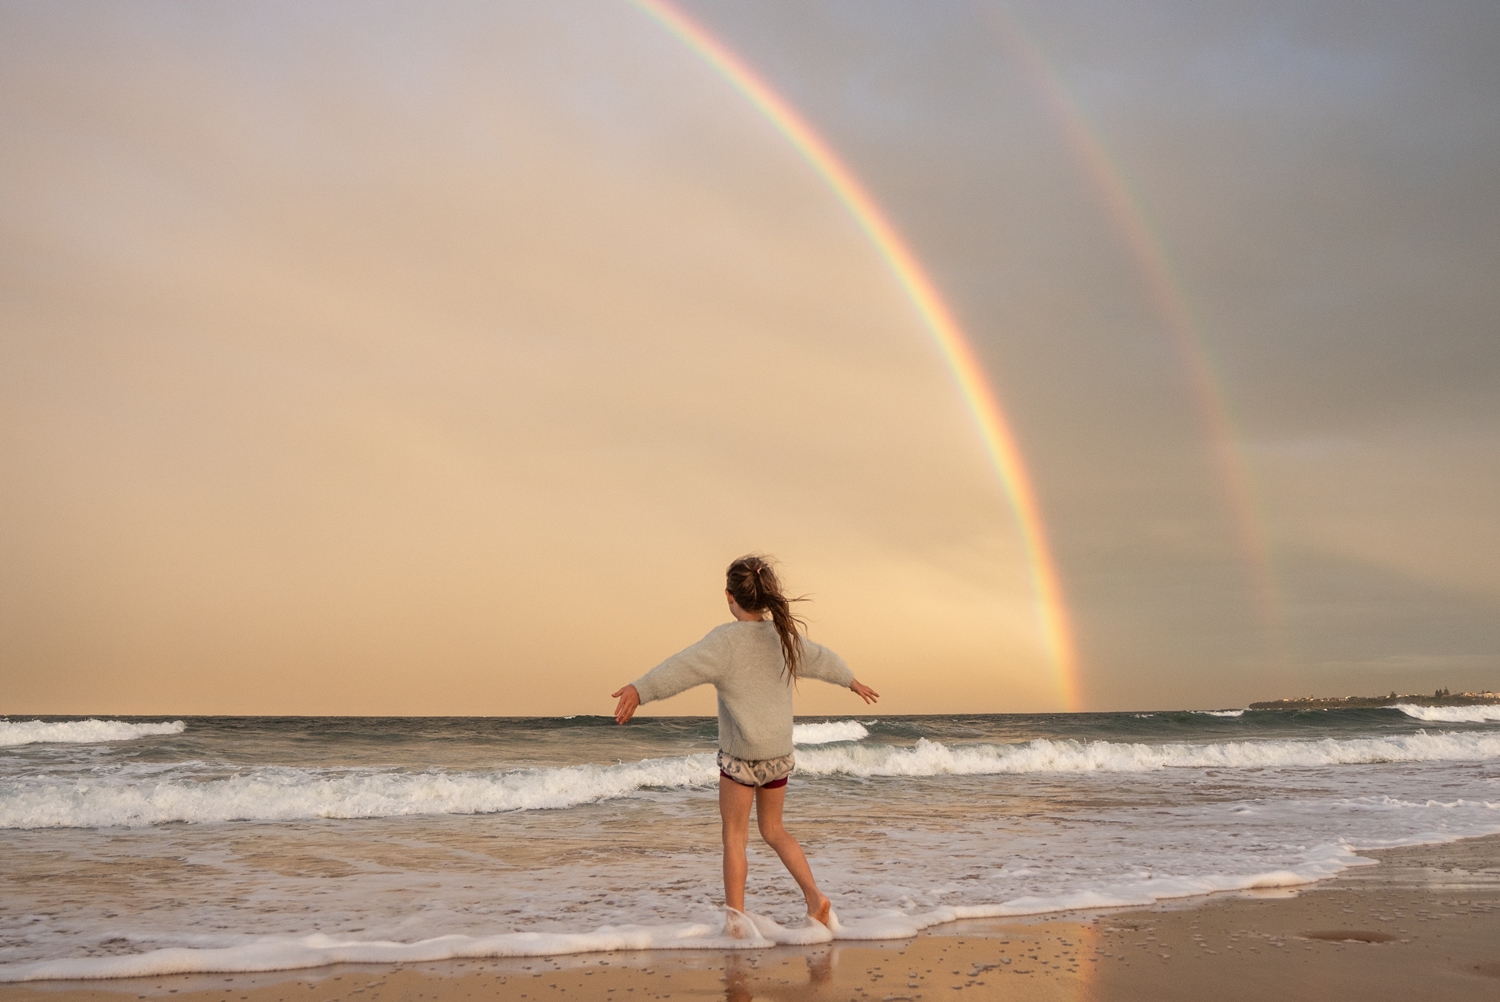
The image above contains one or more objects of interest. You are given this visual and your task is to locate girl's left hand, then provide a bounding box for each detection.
[850,679,879,704]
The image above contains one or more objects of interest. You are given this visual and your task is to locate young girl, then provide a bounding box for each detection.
[611,555,879,932]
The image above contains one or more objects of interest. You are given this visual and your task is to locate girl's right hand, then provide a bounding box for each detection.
[850,679,879,704]
[612,684,641,724]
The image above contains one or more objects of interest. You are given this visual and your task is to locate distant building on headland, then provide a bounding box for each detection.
[1248,689,1500,710]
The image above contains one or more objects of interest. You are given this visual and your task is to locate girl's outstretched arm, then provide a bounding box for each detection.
[849,679,879,704]
[612,684,640,724]
[625,627,730,713]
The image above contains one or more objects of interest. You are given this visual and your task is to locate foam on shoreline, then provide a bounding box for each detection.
[0,845,1370,982]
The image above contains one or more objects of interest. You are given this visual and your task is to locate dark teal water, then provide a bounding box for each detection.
[2,706,1497,974]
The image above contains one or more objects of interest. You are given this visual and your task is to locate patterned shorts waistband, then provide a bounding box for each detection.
[717,749,795,788]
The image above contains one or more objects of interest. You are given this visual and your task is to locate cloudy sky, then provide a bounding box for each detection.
[2,0,1496,714]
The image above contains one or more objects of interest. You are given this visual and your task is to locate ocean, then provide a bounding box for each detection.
[2,707,1498,981]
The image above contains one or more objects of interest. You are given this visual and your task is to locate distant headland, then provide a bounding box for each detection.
[1248,688,1500,710]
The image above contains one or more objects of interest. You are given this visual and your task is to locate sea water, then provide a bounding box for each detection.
[2,708,1498,979]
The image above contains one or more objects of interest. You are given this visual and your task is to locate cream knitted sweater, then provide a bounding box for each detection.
[630,620,855,760]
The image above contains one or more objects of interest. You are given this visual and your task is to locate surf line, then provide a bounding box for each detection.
[629,0,1081,710]
[982,5,1282,641]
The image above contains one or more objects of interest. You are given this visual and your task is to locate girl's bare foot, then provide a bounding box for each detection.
[724,906,757,940]
[808,895,832,928]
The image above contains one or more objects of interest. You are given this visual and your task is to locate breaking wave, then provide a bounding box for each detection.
[6,730,1499,829]
[792,720,868,744]
[795,732,1500,777]
[0,719,185,748]
[0,754,718,829]
[1393,704,1500,724]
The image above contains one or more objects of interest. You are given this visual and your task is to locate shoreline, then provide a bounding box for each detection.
[5,833,1497,1000]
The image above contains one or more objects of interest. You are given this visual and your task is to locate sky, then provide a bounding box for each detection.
[1,0,1496,715]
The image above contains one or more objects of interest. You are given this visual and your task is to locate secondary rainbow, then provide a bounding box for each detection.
[630,0,1081,709]
[985,7,1281,638]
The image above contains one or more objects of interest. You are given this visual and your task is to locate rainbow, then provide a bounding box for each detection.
[630,0,1082,709]
[985,8,1281,637]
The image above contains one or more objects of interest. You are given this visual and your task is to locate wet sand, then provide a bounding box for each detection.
[5,834,1497,1001]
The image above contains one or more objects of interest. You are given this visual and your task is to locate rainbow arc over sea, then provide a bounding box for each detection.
[631,0,1082,709]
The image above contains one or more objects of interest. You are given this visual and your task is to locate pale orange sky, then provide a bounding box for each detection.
[2,1,1496,714]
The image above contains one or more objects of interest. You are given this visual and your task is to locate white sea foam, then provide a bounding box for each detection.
[795,732,1500,777]
[0,925,752,982]
[792,720,868,744]
[1196,709,1246,717]
[0,754,718,829]
[0,907,848,982]
[0,719,185,748]
[1394,703,1500,723]
[0,847,1367,981]
[838,845,1360,940]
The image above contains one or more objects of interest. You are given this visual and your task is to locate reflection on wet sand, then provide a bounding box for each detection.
[723,947,836,1001]
[715,919,1100,1001]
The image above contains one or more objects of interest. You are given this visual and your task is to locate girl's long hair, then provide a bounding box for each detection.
[726,555,806,679]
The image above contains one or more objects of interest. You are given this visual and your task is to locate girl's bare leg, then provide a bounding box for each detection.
[718,775,755,911]
[754,784,832,924]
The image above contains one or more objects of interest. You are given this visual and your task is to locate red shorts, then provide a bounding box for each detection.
[720,770,788,789]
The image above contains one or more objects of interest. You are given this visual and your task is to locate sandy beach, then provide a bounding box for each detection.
[5,834,1495,1002]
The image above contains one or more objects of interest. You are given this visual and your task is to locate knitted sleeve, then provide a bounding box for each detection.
[631,626,730,704]
[796,639,854,688]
